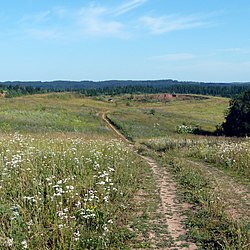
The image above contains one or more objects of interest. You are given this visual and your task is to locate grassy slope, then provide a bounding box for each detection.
[0,92,249,249]
[107,95,228,141]
[106,94,250,249]
[0,93,157,249]
[0,93,115,138]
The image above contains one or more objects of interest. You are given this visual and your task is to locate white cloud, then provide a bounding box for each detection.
[140,14,208,34]
[76,5,126,38]
[216,48,250,54]
[112,0,147,16]
[149,53,196,61]
[19,2,213,40]
[217,48,241,52]
[19,1,149,40]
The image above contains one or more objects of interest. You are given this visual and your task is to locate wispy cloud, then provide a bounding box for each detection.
[19,1,214,40]
[26,28,62,40]
[112,0,147,16]
[76,5,127,38]
[149,53,196,61]
[217,48,241,52]
[140,14,209,34]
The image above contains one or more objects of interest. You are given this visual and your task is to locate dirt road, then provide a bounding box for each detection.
[102,113,197,249]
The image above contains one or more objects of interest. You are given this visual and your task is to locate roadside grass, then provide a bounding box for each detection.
[128,163,171,249]
[142,137,250,249]
[0,93,167,249]
[187,138,250,183]
[165,154,249,250]
[0,133,151,249]
[143,136,250,185]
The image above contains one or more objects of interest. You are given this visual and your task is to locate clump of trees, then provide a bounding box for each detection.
[221,90,250,137]
[0,85,47,98]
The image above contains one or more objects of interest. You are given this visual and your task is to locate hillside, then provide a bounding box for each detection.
[0,92,249,249]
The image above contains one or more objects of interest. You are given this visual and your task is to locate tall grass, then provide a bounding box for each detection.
[0,93,114,137]
[0,133,146,249]
[163,156,250,249]
[144,136,250,249]
[107,96,228,141]
[188,139,250,179]
[143,136,250,180]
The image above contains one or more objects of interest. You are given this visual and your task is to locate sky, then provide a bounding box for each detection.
[0,0,250,82]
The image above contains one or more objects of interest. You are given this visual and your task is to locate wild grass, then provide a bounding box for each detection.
[0,92,247,249]
[144,136,250,249]
[144,136,250,182]
[0,93,113,137]
[188,138,250,181]
[0,133,148,249]
[107,96,228,141]
[161,155,250,249]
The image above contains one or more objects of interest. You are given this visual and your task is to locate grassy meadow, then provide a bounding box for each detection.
[0,92,249,249]
[106,94,250,249]
[0,93,115,138]
[107,94,228,141]
[0,133,151,249]
[0,93,152,249]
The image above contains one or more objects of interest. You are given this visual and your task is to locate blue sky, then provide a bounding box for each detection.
[1,0,250,82]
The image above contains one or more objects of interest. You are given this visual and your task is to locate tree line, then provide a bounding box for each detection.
[0,84,47,98]
[79,84,250,98]
[1,80,250,98]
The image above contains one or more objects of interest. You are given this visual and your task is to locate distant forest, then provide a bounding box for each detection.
[1,79,250,98]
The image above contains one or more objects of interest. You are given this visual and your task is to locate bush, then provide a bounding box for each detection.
[176,124,199,134]
[221,90,250,137]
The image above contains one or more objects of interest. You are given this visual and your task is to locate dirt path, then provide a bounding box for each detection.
[102,113,197,249]
[102,112,132,144]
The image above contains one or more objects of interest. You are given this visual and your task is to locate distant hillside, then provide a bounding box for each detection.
[1,79,250,91]
[1,80,250,98]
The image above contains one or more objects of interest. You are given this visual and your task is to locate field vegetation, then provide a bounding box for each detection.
[0,93,154,249]
[107,94,228,140]
[0,93,114,137]
[0,91,249,249]
[0,133,151,249]
[106,93,250,249]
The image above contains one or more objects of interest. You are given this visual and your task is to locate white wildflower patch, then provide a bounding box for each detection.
[0,133,142,249]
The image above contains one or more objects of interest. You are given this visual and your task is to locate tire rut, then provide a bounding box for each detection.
[187,159,250,221]
[140,156,197,250]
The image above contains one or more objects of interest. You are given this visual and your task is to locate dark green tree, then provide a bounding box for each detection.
[221,90,250,136]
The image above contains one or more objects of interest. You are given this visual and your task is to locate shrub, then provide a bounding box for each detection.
[221,90,250,137]
[176,124,199,134]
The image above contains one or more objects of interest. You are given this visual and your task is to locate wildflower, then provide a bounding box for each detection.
[74,230,81,241]
[21,240,28,249]
[4,238,13,247]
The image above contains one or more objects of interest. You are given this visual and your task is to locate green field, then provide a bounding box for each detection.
[0,93,114,138]
[0,92,249,249]
[107,94,228,140]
